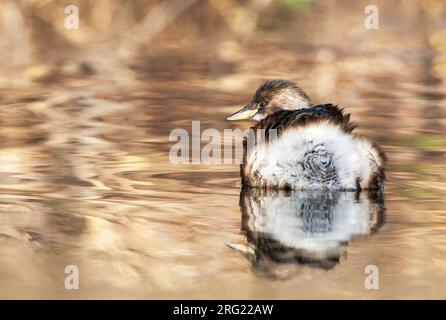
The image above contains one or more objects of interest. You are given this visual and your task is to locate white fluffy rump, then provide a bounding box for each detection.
[244,121,383,190]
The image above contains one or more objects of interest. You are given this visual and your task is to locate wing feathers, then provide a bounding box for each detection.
[252,104,356,141]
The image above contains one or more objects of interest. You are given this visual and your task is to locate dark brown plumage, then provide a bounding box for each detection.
[251,79,311,108]
[251,104,356,142]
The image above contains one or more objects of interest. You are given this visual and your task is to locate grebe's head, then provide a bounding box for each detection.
[227,79,312,121]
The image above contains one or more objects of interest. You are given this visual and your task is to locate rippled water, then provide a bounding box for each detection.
[1,0,446,299]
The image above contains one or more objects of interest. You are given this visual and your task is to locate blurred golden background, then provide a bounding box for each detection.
[0,0,445,299]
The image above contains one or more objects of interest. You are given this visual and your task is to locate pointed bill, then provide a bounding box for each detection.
[226,104,257,120]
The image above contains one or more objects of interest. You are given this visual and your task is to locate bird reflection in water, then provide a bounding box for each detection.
[228,189,385,279]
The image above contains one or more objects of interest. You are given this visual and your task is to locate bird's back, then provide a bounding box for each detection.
[241,104,386,191]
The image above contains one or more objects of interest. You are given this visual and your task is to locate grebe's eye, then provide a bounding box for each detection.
[259,101,267,109]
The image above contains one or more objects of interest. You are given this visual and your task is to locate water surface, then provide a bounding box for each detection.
[0,0,446,299]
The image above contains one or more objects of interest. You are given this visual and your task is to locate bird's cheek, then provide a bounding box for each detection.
[252,113,267,121]
[269,104,283,113]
